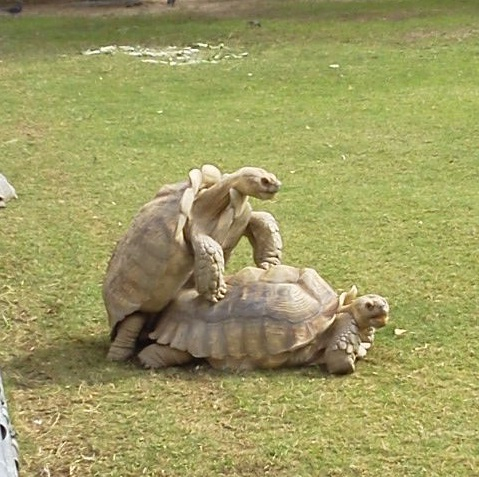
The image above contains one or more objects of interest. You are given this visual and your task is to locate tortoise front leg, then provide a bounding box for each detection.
[107,313,146,361]
[323,348,356,375]
[319,315,364,374]
[191,233,227,302]
[244,211,282,269]
[138,344,193,369]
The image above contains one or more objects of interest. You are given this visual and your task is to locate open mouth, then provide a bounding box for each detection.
[372,314,389,328]
[259,190,279,199]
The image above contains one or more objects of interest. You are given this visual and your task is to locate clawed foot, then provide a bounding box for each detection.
[137,344,163,369]
[107,345,135,362]
[138,343,193,369]
[356,341,372,359]
[204,278,227,303]
[259,258,281,270]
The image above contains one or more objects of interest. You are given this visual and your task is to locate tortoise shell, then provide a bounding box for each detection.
[148,265,339,361]
[103,180,195,338]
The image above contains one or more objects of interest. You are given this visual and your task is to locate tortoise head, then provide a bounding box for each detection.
[353,295,389,329]
[339,291,389,330]
[230,167,281,200]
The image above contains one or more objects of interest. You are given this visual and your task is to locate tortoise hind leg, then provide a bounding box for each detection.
[138,344,193,369]
[107,313,146,361]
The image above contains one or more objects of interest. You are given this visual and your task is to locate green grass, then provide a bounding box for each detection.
[1,0,479,475]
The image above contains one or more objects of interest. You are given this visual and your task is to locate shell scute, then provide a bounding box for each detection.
[186,318,208,356]
[205,322,228,359]
[226,266,265,286]
[261,265,300,284]
[263,316,297,355]
[149,266,340,361]
[168,321,191,352]
[153,318,179,346]
[242,317,268,359]
[222,319,245,359]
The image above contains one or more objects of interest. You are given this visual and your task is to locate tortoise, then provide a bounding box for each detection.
[103,165,282,361]
[0,173,17,208]
[137,265,390,374]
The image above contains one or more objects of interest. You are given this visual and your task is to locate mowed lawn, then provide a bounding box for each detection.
[1,0,478,475]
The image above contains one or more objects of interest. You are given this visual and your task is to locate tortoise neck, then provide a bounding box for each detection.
[192,171,247,218]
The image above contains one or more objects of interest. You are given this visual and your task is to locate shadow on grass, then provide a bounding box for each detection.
[5,335,133,389]
[5,334,335,389]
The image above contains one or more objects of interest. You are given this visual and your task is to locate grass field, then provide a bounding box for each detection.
[1,0,478,475]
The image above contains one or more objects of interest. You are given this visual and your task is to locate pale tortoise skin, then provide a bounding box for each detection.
[103,165,283,361]
[138,265,389,374]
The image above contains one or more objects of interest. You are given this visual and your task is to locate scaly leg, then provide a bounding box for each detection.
[138,344,193,369]
[107,313,146,361]
[191,233,227,302]
[323,349,356,375]
[244,211,282,269]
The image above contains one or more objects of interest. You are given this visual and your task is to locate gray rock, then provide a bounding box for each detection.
[0,174,17,208]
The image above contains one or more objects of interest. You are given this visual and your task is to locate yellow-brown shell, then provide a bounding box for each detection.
[149,265,339,360]
[103,165,222,337]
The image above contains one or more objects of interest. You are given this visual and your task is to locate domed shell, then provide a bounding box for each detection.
[103,165,223,339]
[148,265,339,360]
[103,181,193,338]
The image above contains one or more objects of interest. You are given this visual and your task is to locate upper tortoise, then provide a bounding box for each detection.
[138,265,390,375]
[103,165,283,361]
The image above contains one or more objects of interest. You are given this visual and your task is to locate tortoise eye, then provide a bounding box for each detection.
[261,177,270,186]
[366,302,374,310]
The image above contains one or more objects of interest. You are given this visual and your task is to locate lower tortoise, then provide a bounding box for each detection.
[138,265,390,374]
